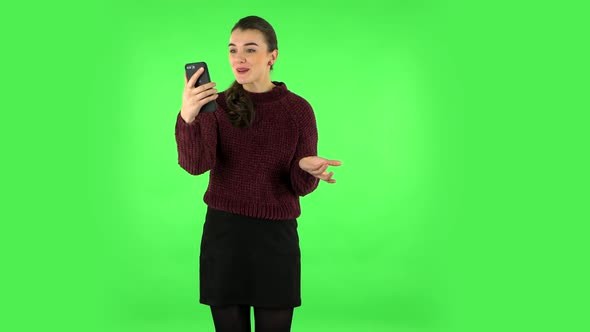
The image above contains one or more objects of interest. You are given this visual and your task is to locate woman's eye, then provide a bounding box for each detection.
[247,49,256,53]
[229,49,236,53]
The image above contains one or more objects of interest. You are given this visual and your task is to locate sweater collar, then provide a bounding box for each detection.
[244,81,288,103]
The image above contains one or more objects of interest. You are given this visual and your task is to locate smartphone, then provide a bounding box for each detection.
[185,62,216,113]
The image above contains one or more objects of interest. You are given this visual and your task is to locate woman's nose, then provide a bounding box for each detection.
[231,54,246,63]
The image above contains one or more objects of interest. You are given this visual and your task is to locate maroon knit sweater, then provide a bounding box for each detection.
[175,82,319,220]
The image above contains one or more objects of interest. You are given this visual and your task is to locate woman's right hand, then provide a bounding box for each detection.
[180,67,219,124]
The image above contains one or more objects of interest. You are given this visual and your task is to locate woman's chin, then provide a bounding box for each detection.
[235,77,249,84]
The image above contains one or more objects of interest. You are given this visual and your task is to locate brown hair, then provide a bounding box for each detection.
[225,16,278,128]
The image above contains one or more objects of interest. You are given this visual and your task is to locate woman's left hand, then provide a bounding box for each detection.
[299,156,342,183]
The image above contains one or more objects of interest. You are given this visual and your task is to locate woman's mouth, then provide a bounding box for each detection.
[236,68,250,74]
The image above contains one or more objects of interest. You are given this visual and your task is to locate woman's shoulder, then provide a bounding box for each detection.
[286,91,311,107]
[281,85,313,112]
[281,88,316,127]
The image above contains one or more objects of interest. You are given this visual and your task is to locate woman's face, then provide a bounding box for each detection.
[229,29,277,88]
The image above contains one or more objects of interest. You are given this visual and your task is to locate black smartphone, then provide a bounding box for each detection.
[185,62,216,113]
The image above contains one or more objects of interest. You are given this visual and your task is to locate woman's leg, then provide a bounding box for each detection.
[210,305,251,332]
[253,307,294,332]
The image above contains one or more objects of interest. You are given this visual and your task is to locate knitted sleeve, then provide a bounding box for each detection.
[174,111,218,175]
[289,100,320,196]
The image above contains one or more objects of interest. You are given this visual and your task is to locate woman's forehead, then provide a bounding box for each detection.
[229,29,266,45]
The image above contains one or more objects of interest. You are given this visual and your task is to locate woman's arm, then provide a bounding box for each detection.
[174,110,218,175]
[289,102,321,196]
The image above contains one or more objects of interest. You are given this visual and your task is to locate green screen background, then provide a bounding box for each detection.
[2,1,588,332]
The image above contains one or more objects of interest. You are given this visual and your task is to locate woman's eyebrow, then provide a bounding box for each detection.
[228,42,260,47]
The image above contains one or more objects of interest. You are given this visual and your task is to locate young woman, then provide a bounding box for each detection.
[175,16,341,332]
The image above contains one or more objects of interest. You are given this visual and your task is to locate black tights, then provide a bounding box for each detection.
[210,305,294,332]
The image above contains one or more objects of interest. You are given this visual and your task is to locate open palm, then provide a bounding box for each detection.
[299,156,342,183]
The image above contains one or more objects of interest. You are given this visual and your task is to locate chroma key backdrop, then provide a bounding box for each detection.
[1,1,587,332]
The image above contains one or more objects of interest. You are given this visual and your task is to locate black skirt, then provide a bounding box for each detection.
[199,207,301,308]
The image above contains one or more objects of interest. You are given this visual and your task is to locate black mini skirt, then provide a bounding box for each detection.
[199,207,301,308]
